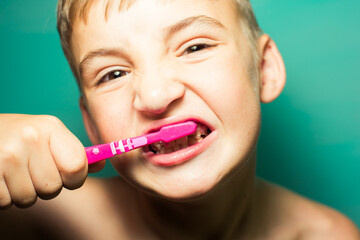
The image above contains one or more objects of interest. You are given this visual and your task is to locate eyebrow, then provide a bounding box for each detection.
[78,15,226,79]
[79,48,125,81]
[163,15,226,41]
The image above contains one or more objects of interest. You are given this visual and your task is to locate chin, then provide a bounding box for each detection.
[138,171,225,202]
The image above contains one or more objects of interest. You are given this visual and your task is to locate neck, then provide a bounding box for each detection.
[137,153,257,239]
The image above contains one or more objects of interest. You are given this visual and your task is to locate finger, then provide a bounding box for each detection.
[29,147,63,200]
[4,159,37,208]
[48,118,88,190]
[88,160,106,173]
[0,178,12,209]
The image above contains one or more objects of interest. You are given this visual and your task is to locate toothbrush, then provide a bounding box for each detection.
[85,121,197,164]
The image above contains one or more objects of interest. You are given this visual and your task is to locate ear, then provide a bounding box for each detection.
[79,97,100,145]
[258,34,286,103]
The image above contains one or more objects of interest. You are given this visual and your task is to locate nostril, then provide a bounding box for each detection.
[133,89,171,114]
[134,95,182,115]
[134,99,168,115]
[133,78,185,114]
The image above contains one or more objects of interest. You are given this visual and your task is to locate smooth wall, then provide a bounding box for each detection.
[0,0,359,226]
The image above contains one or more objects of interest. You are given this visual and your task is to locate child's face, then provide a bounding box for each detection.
[73,0,261,199]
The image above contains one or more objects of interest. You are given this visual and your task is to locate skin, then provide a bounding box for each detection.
[0,0,358,239]
[76,0,262,199]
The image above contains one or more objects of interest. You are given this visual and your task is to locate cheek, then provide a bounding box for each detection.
[195,53,260,126]
[190,51,261,159]
[86,92,134,143]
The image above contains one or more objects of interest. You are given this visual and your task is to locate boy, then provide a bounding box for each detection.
[0,0,359,239]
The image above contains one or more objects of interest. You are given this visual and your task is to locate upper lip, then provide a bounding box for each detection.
[141,116,214,136]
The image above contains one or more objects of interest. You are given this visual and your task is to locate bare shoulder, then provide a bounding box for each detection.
[0,177,137,239]
[253,179,359,240]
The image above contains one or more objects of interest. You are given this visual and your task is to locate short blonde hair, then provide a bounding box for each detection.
[57,0,262,86]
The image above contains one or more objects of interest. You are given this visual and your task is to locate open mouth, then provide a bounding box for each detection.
[144,122,212,155]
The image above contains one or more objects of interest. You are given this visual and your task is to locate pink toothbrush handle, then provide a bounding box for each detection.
[85,121,196,165]
[85,137,148,164]
[86,143,117,164]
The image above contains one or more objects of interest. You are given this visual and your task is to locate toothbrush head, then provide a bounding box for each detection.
[154,121,197,143]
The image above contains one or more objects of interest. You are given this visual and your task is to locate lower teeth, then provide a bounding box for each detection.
[149,125,210,154]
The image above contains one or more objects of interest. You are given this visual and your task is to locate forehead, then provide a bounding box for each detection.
[73,0,139,23]
[73,0,239,26]
[71,0,243,64]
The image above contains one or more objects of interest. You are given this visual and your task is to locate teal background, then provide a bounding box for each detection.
[0,0,359,227]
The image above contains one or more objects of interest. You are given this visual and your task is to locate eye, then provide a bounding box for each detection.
[183,43,213,55]
[99,69,129,84]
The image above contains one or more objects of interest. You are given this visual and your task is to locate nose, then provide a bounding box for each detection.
[133,65,185,115]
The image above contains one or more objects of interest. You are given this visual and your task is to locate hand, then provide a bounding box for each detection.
[0,114,88,209]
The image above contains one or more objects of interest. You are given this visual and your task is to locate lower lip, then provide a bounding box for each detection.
[142,130,217,166]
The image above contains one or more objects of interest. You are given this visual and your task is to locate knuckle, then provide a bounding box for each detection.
[19,125,41,145]
[0,203,12,210]
[64,179,86,190]
[0,149,21,168]
[62,167,87,190]
[0,194,12,209]
[0,149,17,163]
[13,194,37,208]
[42,115,62,127]
[65,151,87,175]
[37,180,63,200]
